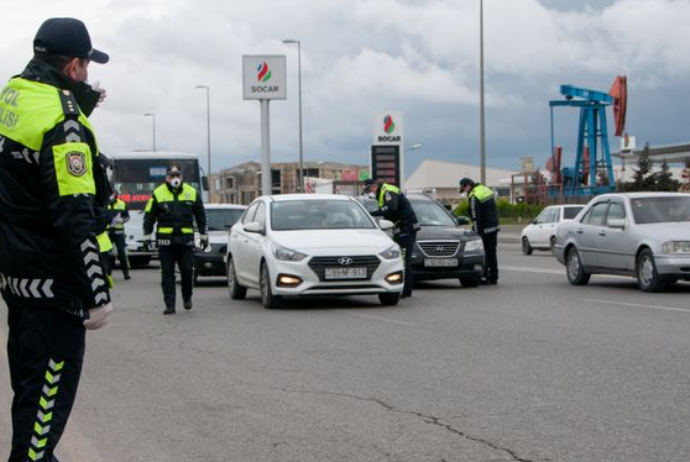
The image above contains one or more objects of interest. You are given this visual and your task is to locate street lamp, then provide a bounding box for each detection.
[479,0,486,184]
[283,39,304,193]
[195,85,212,178]
[143,112,156,151]
[408,143,423,151]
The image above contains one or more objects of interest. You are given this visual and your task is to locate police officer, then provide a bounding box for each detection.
[363,179,419,298]
[143,166,207,314]
[106,190,131,280]
[459,177,500,285]
[0,18,112,462]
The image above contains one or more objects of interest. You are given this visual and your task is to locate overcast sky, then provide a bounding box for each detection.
[3,0,690,177]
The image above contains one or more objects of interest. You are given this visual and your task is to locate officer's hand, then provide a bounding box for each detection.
[84,302,113,330]
[200,235,210,251]
[141,234,152,251]
[91,80,107,107]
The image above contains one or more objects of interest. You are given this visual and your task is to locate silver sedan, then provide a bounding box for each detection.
[554,192,690,291]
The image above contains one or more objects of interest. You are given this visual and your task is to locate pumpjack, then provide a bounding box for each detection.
[548,76,627,196]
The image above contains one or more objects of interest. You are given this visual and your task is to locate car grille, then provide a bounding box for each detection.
[308,255,381,281]
[417,241,460,258]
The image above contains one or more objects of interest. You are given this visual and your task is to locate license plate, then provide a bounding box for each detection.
[324,267,367,280]
[424,258,458,267]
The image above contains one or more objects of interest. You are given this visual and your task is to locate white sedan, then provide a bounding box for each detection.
[226,194,404,308]
[520,204,584,254]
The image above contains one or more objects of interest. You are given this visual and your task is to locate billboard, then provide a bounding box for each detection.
[242,55,287,100]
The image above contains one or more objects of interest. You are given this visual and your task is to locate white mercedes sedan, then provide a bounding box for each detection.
[226,194,404,308]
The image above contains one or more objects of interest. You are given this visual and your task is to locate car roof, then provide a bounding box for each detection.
[593,192,688,201]
[406,193,435,201]
[265,194,353,202]
[204,203,247,210]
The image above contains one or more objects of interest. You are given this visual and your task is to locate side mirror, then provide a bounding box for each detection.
[607,218,626,229]
[456,216,471,226]
[201,176,209,192]
[379,219,395,231]
[244,221,264,234]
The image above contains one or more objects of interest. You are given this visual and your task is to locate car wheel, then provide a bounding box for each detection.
[459,275,481,287]
[378,292,400,306]
[566,247,590,285]
[260,262,281,309]
[521,237,533,255]
[227,257,246,300]
[636,249,666,292]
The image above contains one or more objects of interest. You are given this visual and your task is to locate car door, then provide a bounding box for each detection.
[244,201,268,285]
[531,207,557,247]
[232,202,258,283]
[576,201,609,267]
[597,201,629,271]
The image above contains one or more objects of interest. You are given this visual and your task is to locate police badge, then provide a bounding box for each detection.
[66,151,87,176]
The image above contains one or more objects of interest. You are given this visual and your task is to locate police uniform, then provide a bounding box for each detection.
[467,183,500,284]
[0,17,110,462]
[371,183,419,297]
[106,196,131,279]
[143,179,207,314]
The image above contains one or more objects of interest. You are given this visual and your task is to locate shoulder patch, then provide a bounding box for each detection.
[66,151,87,176]
[58,90,79,116]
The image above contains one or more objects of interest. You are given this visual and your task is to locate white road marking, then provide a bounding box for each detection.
[335,310,417,327]
[500,265,564,275]
[585,299,690,314]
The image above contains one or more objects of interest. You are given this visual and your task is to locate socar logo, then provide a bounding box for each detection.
[257,62,272,83]
[383,115,396,134]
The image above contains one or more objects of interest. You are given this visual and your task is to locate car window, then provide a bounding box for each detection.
[271,199,376,230]
[242,203,259,225]
[206,208,245,231]
[563,206,584,220]
[534,208,551,224]
[630,196,690,224]
[545,208,559,223]
[606,202,626,226]
[583,202,608,226]
[254,202,266,228]
[410,200,457,226]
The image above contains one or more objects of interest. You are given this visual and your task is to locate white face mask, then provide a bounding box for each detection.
[169,178,182,188]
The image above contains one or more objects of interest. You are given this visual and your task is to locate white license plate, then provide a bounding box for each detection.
[324,267,367,280]
[424,258,458,267]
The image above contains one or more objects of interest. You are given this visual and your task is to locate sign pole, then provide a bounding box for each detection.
[260,99,272,196]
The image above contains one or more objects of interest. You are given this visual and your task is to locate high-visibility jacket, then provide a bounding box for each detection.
[143,182,206,246]
[373,183,418,230]
[106,198,130,234]
[468,183,500,235]
[0,59,111,317]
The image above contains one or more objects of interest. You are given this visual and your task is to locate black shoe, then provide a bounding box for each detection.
[488,280,498,285]
[400,294,408,300]
[183,299,193,310]
[163,306,175,315]
[124,274,131,280]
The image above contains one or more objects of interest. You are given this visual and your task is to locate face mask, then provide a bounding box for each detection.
[169,178,182,188]
[366,192,376,199]
[71,81,101,117]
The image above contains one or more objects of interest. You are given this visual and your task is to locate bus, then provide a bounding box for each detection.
[109,151,207,266]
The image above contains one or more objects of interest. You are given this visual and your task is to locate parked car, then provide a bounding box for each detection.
[358,193,485,287]
[193,204,246,283]
[226,194,404,308]
[554,192,690,291]
[520,204,584,255]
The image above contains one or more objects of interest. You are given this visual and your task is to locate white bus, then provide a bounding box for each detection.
[109,151,207,266]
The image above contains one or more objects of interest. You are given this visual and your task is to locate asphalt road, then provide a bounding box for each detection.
[2,242,690,462]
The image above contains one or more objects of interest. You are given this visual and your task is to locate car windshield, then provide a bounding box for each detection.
[410,200,456,226]
[206,208,245,231]
[271,199,376,230]
[630,197,690,224]
[563,206,584,220]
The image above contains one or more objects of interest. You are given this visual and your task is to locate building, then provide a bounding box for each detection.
[210,161,369,204]
[404,159,517,205]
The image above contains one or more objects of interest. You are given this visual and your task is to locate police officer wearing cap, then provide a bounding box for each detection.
[0,17,112,462]
[459,177,500,284]
[143,166,208,315]
[363,178,420,298]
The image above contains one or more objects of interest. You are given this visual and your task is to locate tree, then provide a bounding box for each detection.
[654,159,679,192]
[628,142,652,191]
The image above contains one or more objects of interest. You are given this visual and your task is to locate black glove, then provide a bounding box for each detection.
[199,235,209,251]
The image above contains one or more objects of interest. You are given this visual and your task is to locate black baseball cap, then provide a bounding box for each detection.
[362,178,375,192]
[34,18,109,64]
[166,165,182,176]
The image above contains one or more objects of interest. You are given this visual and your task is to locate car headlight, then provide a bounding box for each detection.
[379,245,401,260]
[465,239,484,252]
[272,243,308,262]
[662,241,690,253]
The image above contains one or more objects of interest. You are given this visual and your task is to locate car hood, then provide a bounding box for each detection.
[636,222,690,240]
[208,230,227,244]
[417,225,479,241]
[273,229,394,253]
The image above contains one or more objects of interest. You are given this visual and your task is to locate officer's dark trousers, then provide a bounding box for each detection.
[394,230,417,296]
[481,231,499,283]
[158,245,194,310]
[6,303,85,462]
[108,233,130,277]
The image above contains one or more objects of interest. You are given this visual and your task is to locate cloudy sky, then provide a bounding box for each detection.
[3,0,690,178]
